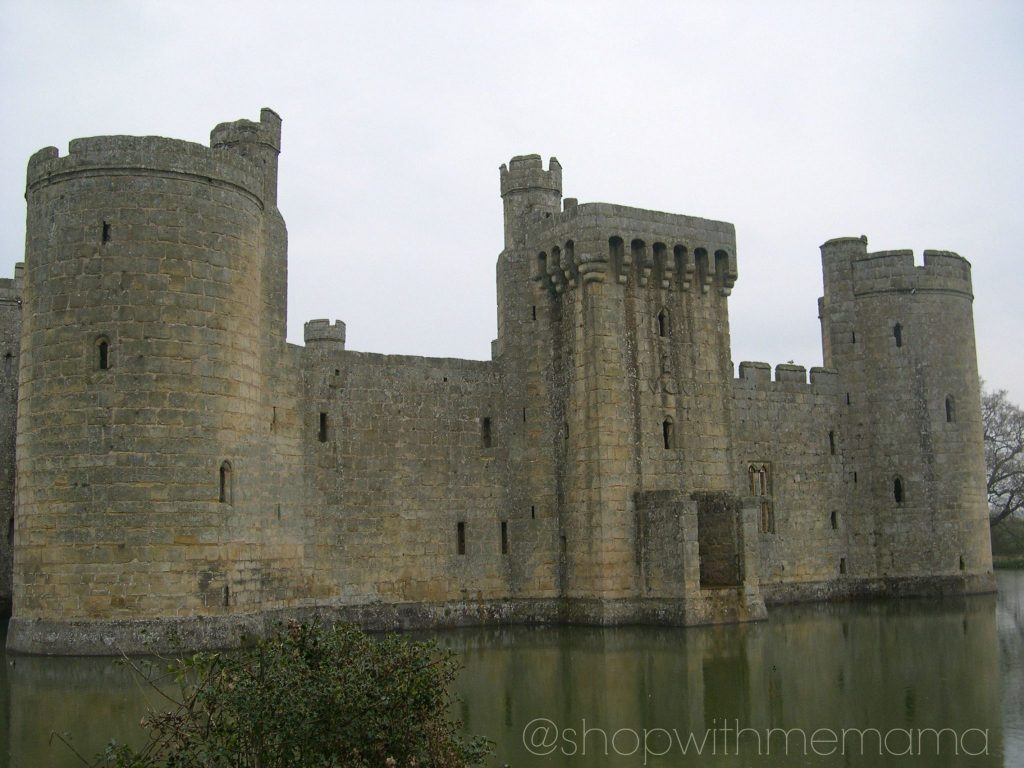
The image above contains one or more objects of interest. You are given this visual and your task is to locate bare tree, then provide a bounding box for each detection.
[982,385,1024,527]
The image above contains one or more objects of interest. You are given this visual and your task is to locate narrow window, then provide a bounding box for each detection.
[853,471,858,483]
[522,407,527,423]
[531,305,537,321]
[748,465,758,495]
[481,417,492,448]
[830,510,838,530]
[851,331,856,343]
[840,557,847,575]
[846,392,851,405]
[318,412,328,442]
[893,476,904,504]
[457,522,466,555]
[560,535,567,555]
[501,521,509,554]
[531,505,536,520]
[759,466,768,495]
[219,461,232,504]
[97,338,109,370]
[6,516,12,546]
[564,421,569,441]
[760,501,773,534]
[945,395,956,423]
[893,323,903,348]
[662,417,674,449]
[959,554,965,571]
[222,584,230,607]
[101,221,111,243]
[829,430,836,455]
[657,309,669,338]
[2,352,11,376]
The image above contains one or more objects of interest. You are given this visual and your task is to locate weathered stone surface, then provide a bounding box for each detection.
[0,110,994,654]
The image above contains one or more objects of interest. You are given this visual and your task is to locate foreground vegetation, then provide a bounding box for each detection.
[75,620,491,768]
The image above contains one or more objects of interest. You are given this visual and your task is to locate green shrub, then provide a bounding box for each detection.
[87,619,491,768]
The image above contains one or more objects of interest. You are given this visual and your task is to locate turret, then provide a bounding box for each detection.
[211,107,282,206]
[499,155,562,251]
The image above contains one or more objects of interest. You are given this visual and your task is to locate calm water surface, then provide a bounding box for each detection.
[2,570,1022,767]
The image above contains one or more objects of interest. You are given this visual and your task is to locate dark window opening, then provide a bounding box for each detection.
[829,430,836,455]
[457,522,466,555]
[840,557,847,575]
[945,395,956,423]
[830,510,838,530]
[959,554,965,571]
[481,417,492,448]
[334,368,340,376]
[318,412,328,442]
[531,505,536,520]
[501,521,509,554]
[658,309,669,338]
[522,407,527,423]
[222,584,230,607]
[846,392,851,405]
[531,305,537,321]
[854,471,858,483]
[219,461,232,504]
[564,421,569,441]
[97,338,109,370]
[851,331,856,343]
[893,323,903,348]
[2,352,11,376]
[101,221,111,243]
[560,535,567,555]
[894,476,904,504]
[662,417,674,449]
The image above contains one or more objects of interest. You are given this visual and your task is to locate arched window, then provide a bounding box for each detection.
[945,395,956,423]
[657,309,669,338]
[893,323,903,348]
[662,417,675,449]
[608,237,624,275]
[219,461,233,504]
[96,337,110,370]
[759,465,769,495]
[893,476,904,504]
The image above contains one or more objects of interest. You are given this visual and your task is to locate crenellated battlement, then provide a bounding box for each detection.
[821,236,973,300]
[304,318,346,351]
[734,361,838,391]
[526,202,737,295]
[26,133,267,205]
[499,155,562,197]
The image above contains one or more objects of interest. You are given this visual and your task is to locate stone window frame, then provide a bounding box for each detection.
[94,335,111,371]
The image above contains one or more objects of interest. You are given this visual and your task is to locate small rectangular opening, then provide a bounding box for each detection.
[457,522,466,555]
[318,412,328,442]
[829,430,836,455]
[531,505,535,520]
[839,557,847,575]
[102,221,111,243]
[532,305,537,321]
[522,407,527,423]
[501,521,508,554]
[481,417,492,448]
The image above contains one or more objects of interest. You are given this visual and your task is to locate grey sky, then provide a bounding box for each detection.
[1,0,1021,403]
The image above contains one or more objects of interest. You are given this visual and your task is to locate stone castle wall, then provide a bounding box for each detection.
[1,112,994,654]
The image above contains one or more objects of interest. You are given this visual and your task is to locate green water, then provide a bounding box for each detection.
[3,571,1023,767]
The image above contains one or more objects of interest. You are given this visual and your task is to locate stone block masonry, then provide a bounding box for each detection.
[0,110,994,654]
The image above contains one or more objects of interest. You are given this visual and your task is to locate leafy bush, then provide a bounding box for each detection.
[86,619,491,768]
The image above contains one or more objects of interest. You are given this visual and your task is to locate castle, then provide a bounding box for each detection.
[0,110,995,655]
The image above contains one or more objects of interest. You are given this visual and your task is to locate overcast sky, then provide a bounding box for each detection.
[1,0,1021,403]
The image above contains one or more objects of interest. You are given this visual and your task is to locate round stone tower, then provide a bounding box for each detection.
[820,237,993,590]
[9,111,284,653]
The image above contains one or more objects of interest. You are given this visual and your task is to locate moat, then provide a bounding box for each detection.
[1,570,1021,767]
